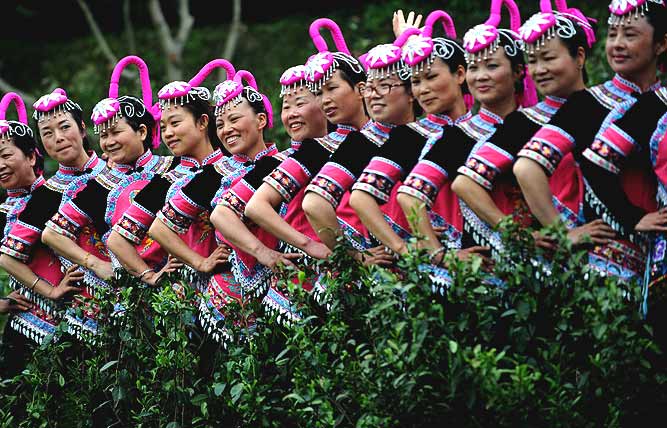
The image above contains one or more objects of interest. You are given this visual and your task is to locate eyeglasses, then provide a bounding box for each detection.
[361,82,405,97]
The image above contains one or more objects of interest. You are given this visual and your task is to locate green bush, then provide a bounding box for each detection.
[1,217,665,427]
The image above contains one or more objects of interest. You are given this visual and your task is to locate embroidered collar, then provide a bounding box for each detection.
[290,139,302,151]
[544,96,567,109]
[232,143,279,164]
[612,73,661,95]
[57,152,102,176]
[477,107,504,125]
[6,175,45,197]
[337,124,357,136]
[369,120,394,134]
[115,150,154,174]
[180,148,224,170]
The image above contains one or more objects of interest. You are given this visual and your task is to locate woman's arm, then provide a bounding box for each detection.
[210,204,300,270]
[451,175,505,227]
[148,218,229,273]
[302,192,342,250]
[394,192,441,252]
[0,254,83,300]
[42,227,112,280]
[245,183,330,259]
[513,158,561,226]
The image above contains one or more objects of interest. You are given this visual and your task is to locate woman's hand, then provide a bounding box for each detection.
[48,264,85,300]
[635,208,667,233]
[195,245,231,273]
[0,290,32,314]
[303,239,332,259]
[567,219,616,245]
[143,256,184,286]
[88,257,113,281]
[354,245,395,267]
[392,9,423,38]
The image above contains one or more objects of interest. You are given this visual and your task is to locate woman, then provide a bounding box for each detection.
[106,59,233,289]
[300,23,421,252]
[42,56,176,338]
[395,0,536,291]
[0,89,105,345]
[348,9,472,261]
[451,1,597,257]
[149,71,281,343]
[0,94,48,375]
[513,0,667,283]
[209,64,329,325]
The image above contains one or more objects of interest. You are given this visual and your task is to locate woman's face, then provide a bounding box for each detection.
[0,138,37,189]
[316,70,364,125]
[606,16,665,78]
[37,111,86,165]
[281,87,328,141]
[215,99,266,157]
[410,58,465,115]
[98,117,147,165]
[527,36,585,98]
[466,47,518,108]
[362,73,414,125]
[160,105,208,157]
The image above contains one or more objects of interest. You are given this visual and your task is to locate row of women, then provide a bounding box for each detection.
[2,0,667,377]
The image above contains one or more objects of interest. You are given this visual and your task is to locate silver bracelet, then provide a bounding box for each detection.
[30,276,41,291]
[138,268,154,280]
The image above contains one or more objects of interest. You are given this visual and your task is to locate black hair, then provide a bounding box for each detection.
[67,107,92,152]
[560,17,598,83]
[432,37,470,95]
[243,87,270,138]
[645,2,667,70]
[120,95,155,151]
[333,52,367,89]
[11,131,44,176]
[403,79,424,118]
[178,97,227,155]
[496,31,527,96]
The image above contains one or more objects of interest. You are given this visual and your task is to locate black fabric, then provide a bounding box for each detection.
[290,137,332,177]
[547,89,609,161]
[180,164,223,210]
[70,180,111,234]
[493,112,540,159]
[377,125,428,174]
[614,91,667,151]
[17,186,62,232]
[133,176,172,215]
[242,156,281,190]
[328,131,382,178]
[0,198,8,238]
[422,127,476,179]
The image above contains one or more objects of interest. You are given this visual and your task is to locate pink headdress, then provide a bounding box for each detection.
[303,18,366,92]
[91,55,161,147]
[519,0,596,54]
[158,59,236,109]
[213,70,274,128]
[400,10,463,75]
[609,0,665,26]
[462,0,523,64]
[463,0,538,107]
[279,65,308,97]
[32,88,83,122]
[360,27,421,81]
[0,92,34,140]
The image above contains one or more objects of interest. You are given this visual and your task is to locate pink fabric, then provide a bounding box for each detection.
[532,125,575,155]
[182,213,217,257]
[170,191,205,220]
[318,163,356,191]
[280,157,311,188]
[283,188,320,241]
[473,144,513,173]
[431,182,464,233]
[549,153,584,221]
[122,202,155,229]
[656,131,667,188]
[598,123,635,157]
[621,164,658,213]
[366,157,403,183]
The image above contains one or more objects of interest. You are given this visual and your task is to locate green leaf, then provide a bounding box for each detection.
[99,360,118,373]
[165,422,180,428]
[230,383,243,404]
[213,383,226,397]
[448,340,458,354]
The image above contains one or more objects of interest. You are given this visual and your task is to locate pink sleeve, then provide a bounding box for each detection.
[305,162,355,208]
[112,202,156,244]
[517,124,575,176]
[351,156,404,203]
[45,201,91,240]
[396,160,448,208]
[457,142,514,191]
[263,157,312,202]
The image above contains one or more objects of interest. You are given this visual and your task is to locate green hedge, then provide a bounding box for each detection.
[1,219,665,427]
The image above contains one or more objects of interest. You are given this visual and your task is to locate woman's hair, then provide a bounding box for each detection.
[645,2,667,70]
[333,52,367,89]
[242,87,270,138]
[120,95,156,151]
[12,132,43,176]
[179,97,227,154]
[496,32,527,96]
[432,37,470,95]
[559,17,598,83]
[68,108,92,152]
[403,79,424,118]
